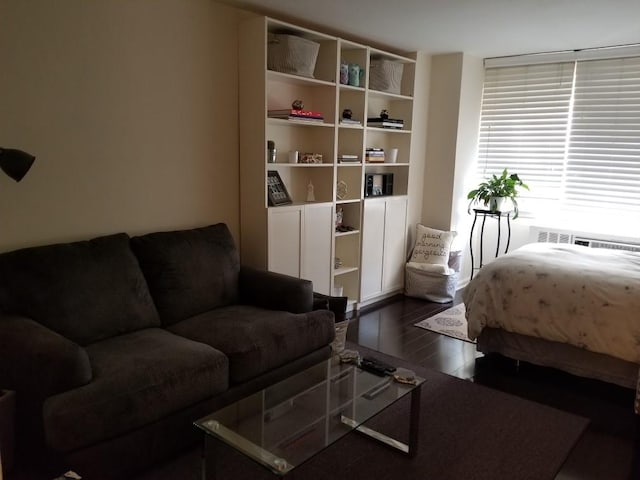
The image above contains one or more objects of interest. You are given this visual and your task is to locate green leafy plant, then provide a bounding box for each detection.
[467,169,529,219]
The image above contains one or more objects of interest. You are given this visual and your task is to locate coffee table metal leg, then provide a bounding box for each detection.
[408,384,421,457]
[341,384,422,457]
[202,436,214,480]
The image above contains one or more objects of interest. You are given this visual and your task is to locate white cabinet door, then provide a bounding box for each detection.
[360,199,386,301]
[382,196,408,292]
[360,197,408,302]
[302,203,333,295]
[268,206,302,278]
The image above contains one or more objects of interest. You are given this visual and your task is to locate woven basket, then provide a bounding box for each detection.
[369,59,404,94]
[268,33,320,78]
[404,250,462,303]
[331,320,350,353]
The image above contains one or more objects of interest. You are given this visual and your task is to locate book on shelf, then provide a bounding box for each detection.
[367,117,404,129]
[269,114,325,123]
[365,148,385,163]
[338,154,360,163]
[268,109,324,122]
[365,148,384,154]
[339,118,362,126]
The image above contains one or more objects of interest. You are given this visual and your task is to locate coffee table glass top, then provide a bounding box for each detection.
[194,355,424,475]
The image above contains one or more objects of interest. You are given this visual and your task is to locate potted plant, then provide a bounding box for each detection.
[467,169,529,219]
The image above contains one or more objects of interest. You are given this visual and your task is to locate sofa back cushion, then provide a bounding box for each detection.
[130,223,240,325]
[0,233,160,345]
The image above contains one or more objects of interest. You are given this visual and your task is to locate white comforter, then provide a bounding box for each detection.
[463,243,640,363]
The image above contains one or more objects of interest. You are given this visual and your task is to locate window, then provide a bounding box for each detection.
[477,50,640,225]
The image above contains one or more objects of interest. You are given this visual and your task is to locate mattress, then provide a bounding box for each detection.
[463,242,640,364]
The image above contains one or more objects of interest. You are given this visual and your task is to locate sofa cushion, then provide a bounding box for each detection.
[131,224,240,325]
[42,328,228,452]
[0,233,160,345]
[167,305,335,384]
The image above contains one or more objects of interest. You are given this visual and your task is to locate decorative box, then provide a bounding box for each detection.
[300,153,323,164]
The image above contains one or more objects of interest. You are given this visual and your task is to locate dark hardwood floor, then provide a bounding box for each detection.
[348,294,639,480]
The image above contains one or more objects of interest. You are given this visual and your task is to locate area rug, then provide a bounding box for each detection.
[414,303,475,343]
[137,346,589,480]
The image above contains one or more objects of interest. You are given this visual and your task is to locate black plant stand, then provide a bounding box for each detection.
[469,209,511,280]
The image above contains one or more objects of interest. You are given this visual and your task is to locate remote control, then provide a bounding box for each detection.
[359,360,388,376]
[362,356,397,373]
[360,357,396,375]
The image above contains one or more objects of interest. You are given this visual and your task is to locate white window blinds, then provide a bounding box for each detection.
[478,54,640,219]
[477,63,574,207]
[565,56,640,213]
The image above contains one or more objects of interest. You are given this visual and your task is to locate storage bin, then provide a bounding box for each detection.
[331,320,350,353]
[268,33,320,78]
[369,59,404,94]
[404,250,462,303]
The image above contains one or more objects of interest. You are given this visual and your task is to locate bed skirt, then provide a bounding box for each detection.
[477,328,640,414]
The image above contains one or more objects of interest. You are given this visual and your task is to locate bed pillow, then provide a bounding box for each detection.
[409,224,456,266]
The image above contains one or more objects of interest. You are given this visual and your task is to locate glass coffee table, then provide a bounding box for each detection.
[194,354,425,478]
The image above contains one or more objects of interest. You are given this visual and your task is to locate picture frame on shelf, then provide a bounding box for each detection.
[267,170,293,206]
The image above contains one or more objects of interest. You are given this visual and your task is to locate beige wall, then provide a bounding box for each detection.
[405,52,431,252]
[2,0,487,285]
[421,53,484,282]
[0,0,240,252]
[421,54,464,231]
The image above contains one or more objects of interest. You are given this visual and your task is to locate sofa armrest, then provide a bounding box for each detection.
[239,266,313,313]
[0,313,92,398]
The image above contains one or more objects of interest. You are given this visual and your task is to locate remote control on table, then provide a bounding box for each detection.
[360,357,397,375]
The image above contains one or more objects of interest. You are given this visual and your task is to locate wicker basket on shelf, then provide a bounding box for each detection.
[369,59,404,94]
[268,33,320,78]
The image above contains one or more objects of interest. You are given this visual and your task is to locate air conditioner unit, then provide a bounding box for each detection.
[530,226,640,252]
[573,237,640,252]
[530,227,573,245]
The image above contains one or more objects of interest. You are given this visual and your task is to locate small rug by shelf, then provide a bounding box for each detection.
[414,303,475,343]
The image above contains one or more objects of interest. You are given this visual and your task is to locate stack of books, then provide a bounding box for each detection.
[365,148,385,163]
[268,109,324,122]
[339,118,362,126]
[367,117,404,129]
[338,154,360,163]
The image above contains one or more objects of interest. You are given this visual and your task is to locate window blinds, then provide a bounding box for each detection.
[478,54,640,218]
[477,63,574,206]
[565,56,640,213]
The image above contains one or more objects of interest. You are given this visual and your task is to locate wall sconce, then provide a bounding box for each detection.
[0,147,35,182]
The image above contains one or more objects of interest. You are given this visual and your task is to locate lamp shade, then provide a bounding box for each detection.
[0,148,35,182]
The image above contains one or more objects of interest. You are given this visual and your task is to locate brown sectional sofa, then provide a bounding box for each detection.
[0,223,335,477]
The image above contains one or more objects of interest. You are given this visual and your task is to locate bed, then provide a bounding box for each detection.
[462,242,640,414]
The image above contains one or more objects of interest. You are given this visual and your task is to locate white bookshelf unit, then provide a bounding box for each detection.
[238,15,415,309]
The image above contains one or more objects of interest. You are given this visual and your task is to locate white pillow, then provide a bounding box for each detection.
[409,225,456,266]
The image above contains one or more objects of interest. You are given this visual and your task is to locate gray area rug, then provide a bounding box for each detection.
[414,303,475,343]
[136,346,588,480]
